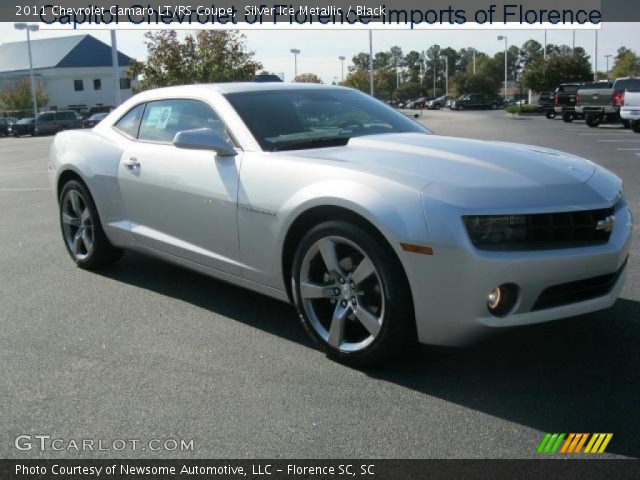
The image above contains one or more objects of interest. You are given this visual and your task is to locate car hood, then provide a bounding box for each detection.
[291,133,596,190]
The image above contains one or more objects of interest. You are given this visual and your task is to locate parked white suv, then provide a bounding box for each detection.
[620,87,640,133]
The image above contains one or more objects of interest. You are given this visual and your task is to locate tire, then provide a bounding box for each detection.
[490,103,498,110]
[622,119,631,129]
[585,113,602,128]
[545,110,556,119]
[434,104,441,110]
[562,111,574,123]
[632,122,640,134]
[59,180,123,269]
[457,105,464,111]
[291,220,413,367]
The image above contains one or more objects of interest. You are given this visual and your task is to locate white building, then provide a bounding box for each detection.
[0,34,135,111]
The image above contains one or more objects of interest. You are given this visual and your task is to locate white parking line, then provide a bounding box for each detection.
[579,133,630,136]
[0,187,51,191]
[597,139,640,142]
[617,148,640,151]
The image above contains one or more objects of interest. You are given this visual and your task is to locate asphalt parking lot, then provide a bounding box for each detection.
[1,110,638,459]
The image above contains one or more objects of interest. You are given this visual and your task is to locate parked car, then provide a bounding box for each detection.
[575,81,616,127]
[537,91,556,118]
[427,96,449,110]
[83,112,109,128]
[612,77,640,128]
[620,87,640,133]
[450,93,501,110]
[49,83,631,366]
[412,97,427,109]
[34,110,83,135]
[8,117,35,137]
[553,83,582,122]
[0,117,12,136]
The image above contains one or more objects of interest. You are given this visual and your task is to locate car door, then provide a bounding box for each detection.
[117,98,243,276]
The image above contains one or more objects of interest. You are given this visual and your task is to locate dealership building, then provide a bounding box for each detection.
[0,34,135,112]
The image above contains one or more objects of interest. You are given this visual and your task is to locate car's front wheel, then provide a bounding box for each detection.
[292,221,413,366]
[545,110,555,119]
[59,180,123,269]
[632,121,640,134]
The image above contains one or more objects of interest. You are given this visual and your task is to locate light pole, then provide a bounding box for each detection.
[14,23,39,119]
[338,56,345,83]
[439,56,448,97]
[433,63,437,98]
[605,54,612,79]
[472,48,476,75]
[497,35,508,100]
[543,30,547,60]
[594,30,599,81]
[368,30,374,96]
[290,48,300,80]
[110,30,122,106]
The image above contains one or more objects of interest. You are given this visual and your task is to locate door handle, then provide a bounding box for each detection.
[123,157,140,169]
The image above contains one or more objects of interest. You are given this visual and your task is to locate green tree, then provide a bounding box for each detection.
[0,80,48,112]
[350,52,371,72]
[450,71,499,97]
[294,73,322,83]
[343,69,370,92]
[396,81,428,102]
[612,48,640,78]
[521,53,592,92]
[129,30,262,91]
[519,40,543,68]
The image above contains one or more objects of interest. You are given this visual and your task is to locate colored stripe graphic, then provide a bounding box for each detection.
[538,433,613,454]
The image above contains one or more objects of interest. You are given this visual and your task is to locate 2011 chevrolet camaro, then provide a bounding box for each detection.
[49,83,632,366]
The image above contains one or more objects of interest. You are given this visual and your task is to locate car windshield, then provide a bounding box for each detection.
[89,113,107,121]
[225,89,428,151]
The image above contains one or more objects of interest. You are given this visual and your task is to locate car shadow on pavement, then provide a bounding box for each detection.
[98,253,639,458]
[373,297,640,459]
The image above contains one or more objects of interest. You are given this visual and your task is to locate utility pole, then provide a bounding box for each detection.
[594,30,598,81]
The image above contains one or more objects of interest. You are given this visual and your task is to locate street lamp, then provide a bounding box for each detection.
[338,56,345,83]
[497,35,508,100]
[439,55,448,97]
[605,54,612,80]
[14,23,39,119]
[290,48,300,80]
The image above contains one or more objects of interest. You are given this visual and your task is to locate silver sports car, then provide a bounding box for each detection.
[49,83,632,366]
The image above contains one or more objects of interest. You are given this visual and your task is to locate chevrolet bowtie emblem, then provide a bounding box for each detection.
[596,215,615,233]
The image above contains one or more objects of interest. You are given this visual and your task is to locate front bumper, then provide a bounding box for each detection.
[406,174,632,346]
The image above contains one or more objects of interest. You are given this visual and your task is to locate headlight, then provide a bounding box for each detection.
[463,215,527,245]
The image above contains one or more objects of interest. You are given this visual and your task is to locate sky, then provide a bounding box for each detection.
[0,23,638,84]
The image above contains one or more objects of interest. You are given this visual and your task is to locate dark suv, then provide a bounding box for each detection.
[34,111,83,135]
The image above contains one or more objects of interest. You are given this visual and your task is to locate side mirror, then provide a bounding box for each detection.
[173,128,237,156]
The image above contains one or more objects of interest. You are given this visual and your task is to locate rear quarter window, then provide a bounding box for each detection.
[114,103,146,138]
[614,79,640,91]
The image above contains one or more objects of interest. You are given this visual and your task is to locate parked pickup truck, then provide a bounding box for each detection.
[577,78,640,128]
[553,83,582,122]
[575,81,615,127]
[620,88,640,133]
[537,91,555,118]
[449,93,502,110]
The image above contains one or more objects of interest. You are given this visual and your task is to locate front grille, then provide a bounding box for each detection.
[532,258,627,311]
[467,208,615,251]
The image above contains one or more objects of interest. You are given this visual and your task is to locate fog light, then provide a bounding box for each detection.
[486,283,518,317]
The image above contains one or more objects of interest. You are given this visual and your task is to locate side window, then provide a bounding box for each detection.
[39,113,54,122]
[138,99,232,145]
[114,103,146,138]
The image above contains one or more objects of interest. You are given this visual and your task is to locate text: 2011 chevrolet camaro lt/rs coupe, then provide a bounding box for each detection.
[49,83,632,366]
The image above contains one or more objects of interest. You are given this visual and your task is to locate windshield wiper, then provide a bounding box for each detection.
[271,137,350,152]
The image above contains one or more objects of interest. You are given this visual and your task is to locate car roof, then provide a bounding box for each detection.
[135,82,352,99]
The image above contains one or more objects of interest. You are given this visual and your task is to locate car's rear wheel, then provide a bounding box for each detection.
[59,180,123,269]
[490,103,498,110]
[435,104,441,110]
[545,110,555,119]
[622,119,631,129]
[585,113,602,127]
[292,221,413,366]
[632,121,640,134]
[457,105,464,111]
[562,111,574,123]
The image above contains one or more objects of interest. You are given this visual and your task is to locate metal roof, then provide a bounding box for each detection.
[0,35,132,74]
